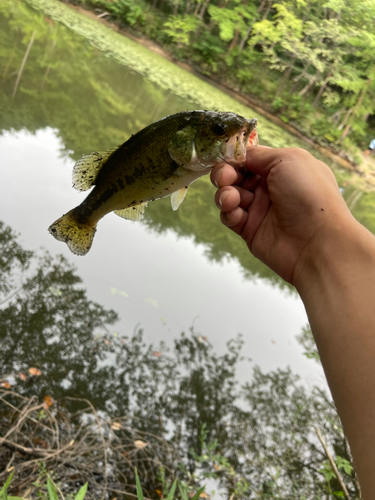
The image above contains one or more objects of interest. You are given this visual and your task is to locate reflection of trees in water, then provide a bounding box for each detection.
[0,0,189,158]
[0,221,360,498]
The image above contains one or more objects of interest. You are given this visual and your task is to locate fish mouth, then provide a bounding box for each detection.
[222,118,258,168]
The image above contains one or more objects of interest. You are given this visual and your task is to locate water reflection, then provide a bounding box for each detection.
[0,220,357,499]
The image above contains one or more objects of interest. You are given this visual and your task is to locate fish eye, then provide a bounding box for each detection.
[212,123,227,136]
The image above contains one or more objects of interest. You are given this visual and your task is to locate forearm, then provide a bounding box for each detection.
[295,217,375,498]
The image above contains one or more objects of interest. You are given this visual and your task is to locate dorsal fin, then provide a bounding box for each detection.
[72,148,118,191]
[114,202,148,221]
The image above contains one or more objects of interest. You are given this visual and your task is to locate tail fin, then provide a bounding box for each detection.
[48,210,96,256]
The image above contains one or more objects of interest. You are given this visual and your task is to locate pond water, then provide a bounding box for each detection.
[2,0,375,414]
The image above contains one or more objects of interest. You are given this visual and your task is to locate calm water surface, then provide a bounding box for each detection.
[2,0,374,404]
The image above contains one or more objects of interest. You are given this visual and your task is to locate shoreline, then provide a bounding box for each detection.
[70,2,358,172]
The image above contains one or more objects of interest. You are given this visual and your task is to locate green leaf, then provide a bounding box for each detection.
[74,483,88,500]
[178,482,189,500]
[47,477,58,500]
[190,486,206,500]
[134,468,144,500]
[0,470,15,495]
[165,479,177,500]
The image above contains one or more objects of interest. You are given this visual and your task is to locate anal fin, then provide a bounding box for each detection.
[170,187,188,211]
[114,202,148,221]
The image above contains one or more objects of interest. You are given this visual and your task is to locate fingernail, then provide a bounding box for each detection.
[219,191,229,207]
[213,167,224,188]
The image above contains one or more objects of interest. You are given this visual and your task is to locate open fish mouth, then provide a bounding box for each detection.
[222,118,258,168]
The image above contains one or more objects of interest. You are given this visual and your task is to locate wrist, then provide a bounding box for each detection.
[293,214,375,301]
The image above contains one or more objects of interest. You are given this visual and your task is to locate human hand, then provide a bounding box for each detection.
[211,146,354,287]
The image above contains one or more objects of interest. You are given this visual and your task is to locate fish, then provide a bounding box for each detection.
[48,110,258,255]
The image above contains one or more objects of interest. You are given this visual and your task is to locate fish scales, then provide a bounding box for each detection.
[49,110,258,255]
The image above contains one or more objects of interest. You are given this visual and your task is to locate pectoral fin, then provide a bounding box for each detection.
[170,187,188,211]
[73,148,118,191]
[114,202,148,221]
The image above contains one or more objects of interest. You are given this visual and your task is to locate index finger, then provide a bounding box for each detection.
[246,145,313,177]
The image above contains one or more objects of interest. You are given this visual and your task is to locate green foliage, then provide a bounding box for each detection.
[191,30,225,72]
[0,470,88,500]
[91,0,146,26]
[163,15,199,47]
[311,117,342,143]
[297,324,320,361]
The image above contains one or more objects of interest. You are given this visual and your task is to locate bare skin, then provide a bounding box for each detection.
[211,145,375,499]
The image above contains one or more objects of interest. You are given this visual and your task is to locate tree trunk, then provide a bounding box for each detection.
[199,0,210,21]
[312,68,333,107]
[239,0,267,52]
[299,74,319,97]
[239,24,252,52]
[12,29,35,101]
[173,0,180,16]
[193,0,201,16]
[228,28,239,52]
[338,107,352,131]
[290,64,310,94]
[262,0,272,20]
[339,80,370,142]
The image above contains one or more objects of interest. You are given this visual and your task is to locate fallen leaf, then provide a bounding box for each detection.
[153,351,162,357]
[19,372,27,381]
[44,395,53,408]
[104,339,111,346]
[134,440,148,449]
[111,422,122,430]
[122,451,128,457]
[33,437,48,449]
[213,464,220,471]
[29,367,42,376]
[1,380,11,389]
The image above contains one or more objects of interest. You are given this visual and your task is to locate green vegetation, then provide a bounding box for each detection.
[0,221,362,498]
[67,0,375,160]
[0,470,88,500]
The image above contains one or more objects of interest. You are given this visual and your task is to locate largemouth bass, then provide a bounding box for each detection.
[49,110,258,255]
